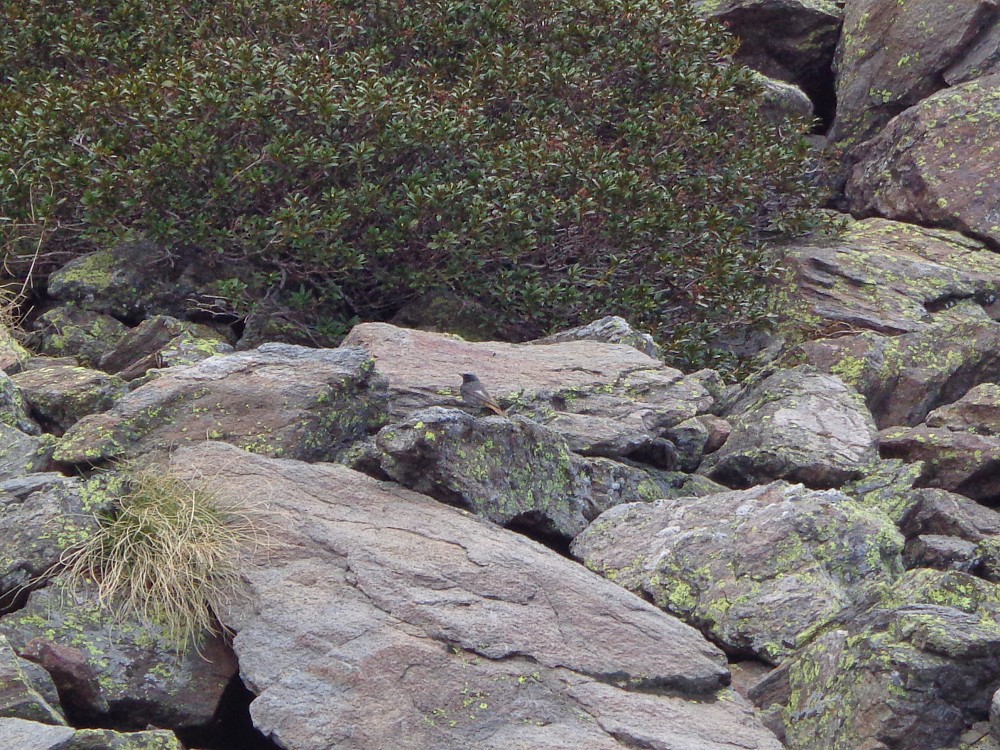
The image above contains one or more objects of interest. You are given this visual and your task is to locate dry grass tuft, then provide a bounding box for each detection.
[60,463,264,652]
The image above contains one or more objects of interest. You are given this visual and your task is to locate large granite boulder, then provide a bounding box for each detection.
[343,322,716,462]
[167,442,782,750]
[700,367,878,488]
[28,305,128,367]
[831,0,999,152]
[754,569,1000,750]
[572,481,903,663]
[846,73,1000,248]
[52,344,388,465]
[785,218,1000,337]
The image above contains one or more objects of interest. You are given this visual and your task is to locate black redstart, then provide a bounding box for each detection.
[460,373,506,417]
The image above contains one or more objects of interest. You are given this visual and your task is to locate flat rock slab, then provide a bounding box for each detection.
[786,218,1000,336]
[169,442,781,750]
[52,344,388,465]
[847,73,1000,248]
[572,481,903,662]
[343,322,715,459]
[701,367,878,488]
[0,717,182,749]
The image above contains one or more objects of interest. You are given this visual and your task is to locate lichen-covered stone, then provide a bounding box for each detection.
[529,315,662,359]
[11,365,127,434]
[799,318,1000,429]
[0,371,39,436]
[571,481,903,662]
[29,305,128,367]
[53,344,388,465]
[846,73,1000,249]
[0,585,236,732]
[0,635,64,725]
[701,367,878,488]
[372,407,666,541]
[926,383,1000,435]
[98,315,232,381]
[0,717,183,749]
[766,569,1000,750]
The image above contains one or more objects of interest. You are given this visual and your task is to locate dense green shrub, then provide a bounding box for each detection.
[0,0,819,369]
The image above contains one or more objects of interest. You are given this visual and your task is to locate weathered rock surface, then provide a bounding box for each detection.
[846,73,1000,248]
[798,317,1000,428]
[701,367,878,488]
[903,534,981,573]
[343,322,715,462]
[0,325,30,373]
[831,0,1000,151]
[900,488,1000,543]
[0,635,64,725]
[880,424,1000,503]
[572,481,902,663]
[786,218,1000,336]
[97,315,232,381]
[52,344,388,465]
[926,382,1000,434]
[530,315,662,359]
[29,305,128,367]
[695,0,842,104]
[11,365,127,434]
[757,569,1000,750]
[371,407,661,541]
[0,717,182,749]
[0,371,39,436]
[0,585,237,731]
[167,441,781,750]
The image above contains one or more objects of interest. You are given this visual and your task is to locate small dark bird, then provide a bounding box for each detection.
[460,373,506,417]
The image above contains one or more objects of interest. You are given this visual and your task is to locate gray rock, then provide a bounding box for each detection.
[29,305,128,367]
[166,442,781,750]
[899,488,1000,542]
[11,365,127,434]
[0,425,51,486]
[0,371,39,435]
[98,315,232,381]
[571,481,903,662]
[785,218,1000,338]
[0,635,64,725]
[798,317,1000,429]
[0,718,73,749]
[0,585,236,731]
[530,315,662,359]
[903,534,982,574]
[0,718,182,749]
[53,344,388,465]
[926,383,1000,434]
[831,0,998,152]
[342,322,716,461]
[846,73,1000,249]
[701,367,878,488]
[767,568,1000,750]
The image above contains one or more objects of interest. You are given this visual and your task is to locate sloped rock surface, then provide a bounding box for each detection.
[786,218,1000,336]
[97,315,232,381]
[530,315,661,358]
[372,407,653,541]
[926,382,1000,433]
[846,73,1000,248]
[343,322,715,462]
[167,442,782,750]
[52,344,388,465]
[831,0,999,151]
[0,372,39,435]
[0,635,63,725]
[0,586,236,731]
[11,365,126,434]
[572,481,902,663]
[701,367,878,488]
[880,424,1000,503]
[759,569,1000,750]
[798,317,1000,428]
[0,474,90,600]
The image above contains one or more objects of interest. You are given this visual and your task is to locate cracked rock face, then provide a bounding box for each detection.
[700,367,878,489]
[168,442,781,750]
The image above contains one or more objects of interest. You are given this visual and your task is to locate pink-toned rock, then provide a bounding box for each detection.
[831,0,999,151]
[846,73,1000,248]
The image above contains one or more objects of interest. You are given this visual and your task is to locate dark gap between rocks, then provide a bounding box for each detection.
[176,673,280,750]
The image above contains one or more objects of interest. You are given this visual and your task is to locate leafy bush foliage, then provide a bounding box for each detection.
[0,0,819,369]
